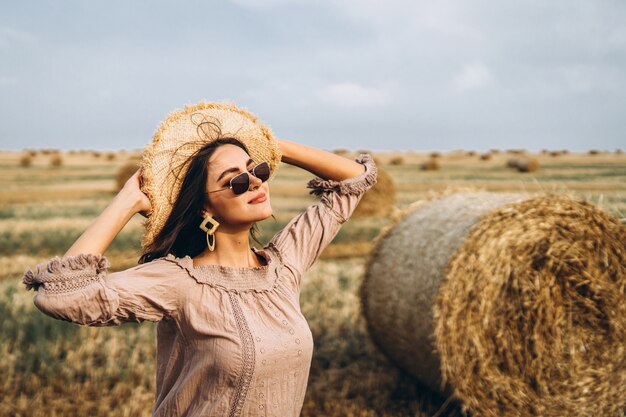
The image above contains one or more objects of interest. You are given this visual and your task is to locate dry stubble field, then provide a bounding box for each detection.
[0,149,625,417]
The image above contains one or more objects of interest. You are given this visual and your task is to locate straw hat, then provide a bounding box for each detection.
[139,102,282,248]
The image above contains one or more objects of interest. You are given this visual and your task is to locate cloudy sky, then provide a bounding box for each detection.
[1,0,625,152]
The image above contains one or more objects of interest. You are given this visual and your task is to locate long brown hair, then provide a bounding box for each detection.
[139,133,264,264]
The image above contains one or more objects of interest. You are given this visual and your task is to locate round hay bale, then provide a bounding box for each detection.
[516,158,539,173]
[116,162,140,191]
[479,152,492,161]
[353,168,395,218]
[506,158,521,168]
[19,154,32,167]
[420,159,439,171]
[360,192,626,417]
[389,156,404,165]
[50,154,63,167]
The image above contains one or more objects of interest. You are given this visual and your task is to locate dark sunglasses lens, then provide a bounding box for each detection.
[253,162,270,182]
[230,173,250,195]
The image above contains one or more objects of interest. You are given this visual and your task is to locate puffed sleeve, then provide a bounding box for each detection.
[269,154,377,287]
[22,253,184,326]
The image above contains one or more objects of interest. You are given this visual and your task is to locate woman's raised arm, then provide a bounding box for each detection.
[277,139,366,181]
[64,169,151,257]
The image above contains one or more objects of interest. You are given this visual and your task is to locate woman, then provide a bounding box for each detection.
[23,102,377,417]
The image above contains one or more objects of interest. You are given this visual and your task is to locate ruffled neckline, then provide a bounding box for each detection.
[162,245,282,293]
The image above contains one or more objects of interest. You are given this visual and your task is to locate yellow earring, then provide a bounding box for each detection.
[199,215,220,251]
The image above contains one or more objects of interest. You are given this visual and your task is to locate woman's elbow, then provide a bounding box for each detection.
[33,290,117,326]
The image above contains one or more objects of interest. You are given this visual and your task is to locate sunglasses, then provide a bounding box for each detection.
[207,161,270,196]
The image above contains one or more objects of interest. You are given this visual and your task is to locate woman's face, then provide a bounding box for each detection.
[204,144,272,226]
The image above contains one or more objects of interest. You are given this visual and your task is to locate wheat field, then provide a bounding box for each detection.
[1,149,624,417]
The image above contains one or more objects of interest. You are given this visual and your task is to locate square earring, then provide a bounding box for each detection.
[199,215,220,235]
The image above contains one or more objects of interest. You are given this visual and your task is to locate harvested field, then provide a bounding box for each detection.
[0,149,624,417]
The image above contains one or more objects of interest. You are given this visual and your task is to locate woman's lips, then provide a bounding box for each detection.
[248,193,267,204]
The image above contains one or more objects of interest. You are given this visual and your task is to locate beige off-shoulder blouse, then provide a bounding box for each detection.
[22,154,377,417]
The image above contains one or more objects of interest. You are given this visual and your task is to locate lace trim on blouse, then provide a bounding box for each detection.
[306,153,377,197]
[162,246,284,293]
[227,293,256,417]
[23,253,110,292]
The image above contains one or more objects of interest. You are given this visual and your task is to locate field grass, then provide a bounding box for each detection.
[0,149,624,417]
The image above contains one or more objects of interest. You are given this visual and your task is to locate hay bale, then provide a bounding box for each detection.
[116,162,140,191]
[479,152,492,161]
[333,148,350,156]
[360,192,626,417]
[50,154,63,167]
[420,159,439,171]
[516,158,539,173]
[506,158,521,168]
[106,152,116,161]
[389,156,404,166]
[19,155,32,167]
[352,168,395,218]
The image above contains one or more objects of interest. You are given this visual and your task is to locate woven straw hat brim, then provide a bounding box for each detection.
[140,102,282,249]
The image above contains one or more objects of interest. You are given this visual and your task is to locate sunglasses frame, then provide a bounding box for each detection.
[207,161,270,196]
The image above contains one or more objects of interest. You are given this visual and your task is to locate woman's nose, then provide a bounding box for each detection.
[248,172,262,190]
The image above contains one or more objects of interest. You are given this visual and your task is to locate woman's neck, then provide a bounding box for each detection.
[193,225,262,268]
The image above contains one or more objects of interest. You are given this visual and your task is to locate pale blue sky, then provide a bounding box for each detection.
[1,0,625,152]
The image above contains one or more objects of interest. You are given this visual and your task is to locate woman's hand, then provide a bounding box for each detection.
[119,169,152,218]
[64,168,152,257]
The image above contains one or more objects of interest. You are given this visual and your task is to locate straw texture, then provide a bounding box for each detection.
[140,102,282,248]
[361,192,626,417]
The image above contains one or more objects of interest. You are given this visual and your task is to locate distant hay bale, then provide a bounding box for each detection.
[420,159,439,171]
[92,151,102,158]
[333,148,350,156]
[516,158,539,172]
[429,152,441,159]
[615,148,623,155]
[549,150,561,157]
[353,168,395,218]
[507,158,539,172]
[466,151,476,157]
[360,192,626,417]
[106,152,116,161]
[479,153,491,161]
[389,156,404,165]
[588,149,600,155]
[489,149,500,154]
[116,162,140,191]
[50,154,63,167]
[19,155,32,167]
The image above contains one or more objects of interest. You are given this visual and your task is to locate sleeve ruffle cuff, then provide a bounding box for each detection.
[23,253,111,292]
[306,154,378,197]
